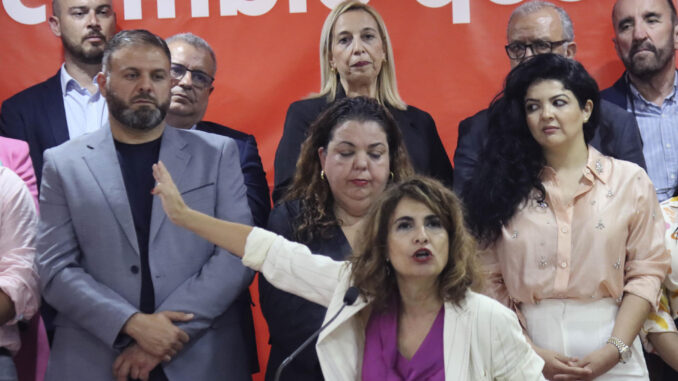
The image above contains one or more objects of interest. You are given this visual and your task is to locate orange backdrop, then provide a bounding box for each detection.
[0,0,631,378]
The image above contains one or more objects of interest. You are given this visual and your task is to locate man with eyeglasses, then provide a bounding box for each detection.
[0,0,117,187]
[164,32,265,377]
[165,33,270,229]
[453,0,646,195]
[602,0,678,202]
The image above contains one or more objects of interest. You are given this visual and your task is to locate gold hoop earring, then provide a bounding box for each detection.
[390,172,394,181]
[320,170,325,180]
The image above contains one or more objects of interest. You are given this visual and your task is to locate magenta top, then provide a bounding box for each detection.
[362,303,445,380]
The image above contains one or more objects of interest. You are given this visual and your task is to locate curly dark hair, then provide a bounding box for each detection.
[463,54,600,244]
[349,176,482,310]
[284,96,413,244]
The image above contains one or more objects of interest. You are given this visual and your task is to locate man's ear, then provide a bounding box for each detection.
[96,73,108,97]
[48,15,61,38]
[565,41,577,58]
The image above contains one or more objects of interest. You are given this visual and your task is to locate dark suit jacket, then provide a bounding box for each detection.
[195,121,271,228]
[600,74,630,110]
[194,121,268,375]
[0,70,68,186]
[453,98,647,195]
[272,90,454,203]
[258,200,351,381]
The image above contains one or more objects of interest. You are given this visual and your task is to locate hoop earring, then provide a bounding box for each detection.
[390,172,394,181]
[320,170,325,180]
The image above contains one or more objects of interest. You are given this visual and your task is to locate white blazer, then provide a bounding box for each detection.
[244,227,545,381]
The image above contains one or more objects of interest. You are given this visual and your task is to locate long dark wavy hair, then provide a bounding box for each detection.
[284,96,413,244]
[462,54,600,245]
[350,176,482,310]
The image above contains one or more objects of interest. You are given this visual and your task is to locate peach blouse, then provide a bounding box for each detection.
[481,147,670,319]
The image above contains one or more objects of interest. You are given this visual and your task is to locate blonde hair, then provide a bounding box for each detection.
[314,0,407,110]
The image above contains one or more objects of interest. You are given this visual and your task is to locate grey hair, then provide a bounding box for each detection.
[507,1,575,42]
[102,30,171,75]
[166,32,217,74]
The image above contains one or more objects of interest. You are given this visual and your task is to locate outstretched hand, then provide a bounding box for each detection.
[152,161,188,226]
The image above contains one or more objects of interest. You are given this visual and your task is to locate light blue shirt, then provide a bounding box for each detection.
[59,64,108,139]
[628,72,678,202]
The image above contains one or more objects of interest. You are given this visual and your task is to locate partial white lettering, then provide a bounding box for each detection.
[2,0,45,25]
[220,0,277,16]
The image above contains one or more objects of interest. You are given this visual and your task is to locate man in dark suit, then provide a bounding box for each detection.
[601,0,678,202]
[37,29,254,381]
[453,1,646,195]
[0,0,117,185]
[164,33,270,228]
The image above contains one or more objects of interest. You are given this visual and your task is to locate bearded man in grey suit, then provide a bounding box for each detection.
[36,29,254,381]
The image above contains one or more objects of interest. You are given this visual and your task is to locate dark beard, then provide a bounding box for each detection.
[61,35,105,65]
[106,90,169,131]
[623,38,676,79]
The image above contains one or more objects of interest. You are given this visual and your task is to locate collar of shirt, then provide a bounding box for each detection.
[627,70,678,110]
[540,146,610,186]
[59,63,101,99]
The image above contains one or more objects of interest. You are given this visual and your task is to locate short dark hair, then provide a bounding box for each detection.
[102,30,171,74]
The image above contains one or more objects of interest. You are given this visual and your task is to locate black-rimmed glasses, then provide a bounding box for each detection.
[505,40,570,60]
[170,63,214,89]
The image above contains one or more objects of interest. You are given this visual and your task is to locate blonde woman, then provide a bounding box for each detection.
[272,0,453,202]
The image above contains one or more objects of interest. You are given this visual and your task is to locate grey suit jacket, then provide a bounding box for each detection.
[36,125,254,380]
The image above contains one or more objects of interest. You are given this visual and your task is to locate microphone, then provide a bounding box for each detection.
[274,286,360,381]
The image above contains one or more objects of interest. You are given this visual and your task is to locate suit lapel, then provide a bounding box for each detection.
[82,126,139,255]
[443,301,472,380]
[45,70,70,145]
[150,127,190,243]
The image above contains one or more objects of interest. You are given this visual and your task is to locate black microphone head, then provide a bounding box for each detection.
[343,286,359,305]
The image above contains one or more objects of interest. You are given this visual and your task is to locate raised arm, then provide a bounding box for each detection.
[152,161,252,257]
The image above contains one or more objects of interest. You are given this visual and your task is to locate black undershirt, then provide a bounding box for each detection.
[115,137,168,381]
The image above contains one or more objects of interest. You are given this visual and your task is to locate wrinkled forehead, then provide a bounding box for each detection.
[613,0,674,22]
[508,8,564,43]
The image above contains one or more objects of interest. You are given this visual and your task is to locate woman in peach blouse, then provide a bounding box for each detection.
[463,54,670,380]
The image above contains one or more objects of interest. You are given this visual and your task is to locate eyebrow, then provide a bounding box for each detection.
[393,216,413,224]
[336,141,386,148]
[524,93,569,102]
[335,27,378,35]
[617,16,634,29]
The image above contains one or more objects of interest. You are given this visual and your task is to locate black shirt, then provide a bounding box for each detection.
[114,137,161,314]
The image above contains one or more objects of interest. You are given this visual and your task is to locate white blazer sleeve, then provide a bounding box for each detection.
[244,227,346,307]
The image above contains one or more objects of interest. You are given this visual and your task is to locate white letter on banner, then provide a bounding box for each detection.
[290,0,306,13]
[319,0,368,9]
[2,0,45,25]
[417,0,469,24]
[489,0,521,5]
[192,0,209,17]
[158,0,175,18]
[124,0,142,20]
[220,0,277,16]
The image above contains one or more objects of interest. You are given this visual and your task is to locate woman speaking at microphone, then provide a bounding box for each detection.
[151,169,545,380]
